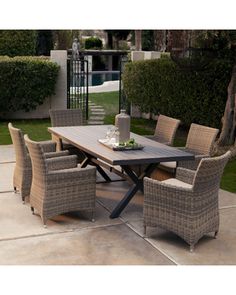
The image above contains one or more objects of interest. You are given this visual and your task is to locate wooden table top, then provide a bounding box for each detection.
[48,125,194,166]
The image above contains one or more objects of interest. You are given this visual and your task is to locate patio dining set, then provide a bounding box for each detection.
[8,109,231,252]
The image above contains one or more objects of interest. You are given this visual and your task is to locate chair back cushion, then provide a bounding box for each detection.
[8,123,28,167]
[49,109,83,127]
[24,135,47,183]
[186,123,219,155]
[193,151,231,192]
[154,114,181,145]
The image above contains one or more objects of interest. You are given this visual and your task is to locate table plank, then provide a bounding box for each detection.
[48,125,194,165]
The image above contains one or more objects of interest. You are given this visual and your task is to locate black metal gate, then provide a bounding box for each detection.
[67,56,89,121]
[67,49,129,122]
[119,55,129,113]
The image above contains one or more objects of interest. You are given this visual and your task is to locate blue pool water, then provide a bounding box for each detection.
[89,72,120,86]
[70,71,120,88]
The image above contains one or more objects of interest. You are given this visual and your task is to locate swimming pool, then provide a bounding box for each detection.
[90,71,120,86]
[70,71,120,87]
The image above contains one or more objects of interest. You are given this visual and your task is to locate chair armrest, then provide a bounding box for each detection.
[176,167,195,184]
[144,177,193,206]
[144,177,192,193]
[44,150,69,158]
[47,165,96,182]
[46,155,78,171]
[40,140,57,153]
[178,154,208,170]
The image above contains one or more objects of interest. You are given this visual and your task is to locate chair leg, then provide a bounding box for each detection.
[214,231,218,239]
[31,207,34,215]
[42,217,47,228]
[91,211,95,222]
[22,196,25,204]
[190,245,194,253]
[14,186,17,193]
[143,225,147,237]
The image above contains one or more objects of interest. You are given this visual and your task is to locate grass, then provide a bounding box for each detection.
[89,91,119,115]
[0,91,235,193]
[0,119,51,145]
[220,158,236,193]
[89,91,160,136]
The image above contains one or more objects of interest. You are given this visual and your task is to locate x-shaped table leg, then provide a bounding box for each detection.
[110,163,157,218]
[81,153,112,182]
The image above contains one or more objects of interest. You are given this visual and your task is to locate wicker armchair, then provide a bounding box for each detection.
[160,123,219,173]
[131,115,180,177]
[146,114,181,146]
[8,123,69,203]
[143,151,231,252]
[24,134,96,227]
[49,109,85,161]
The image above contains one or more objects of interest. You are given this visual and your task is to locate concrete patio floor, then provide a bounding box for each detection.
[0,145,236,265]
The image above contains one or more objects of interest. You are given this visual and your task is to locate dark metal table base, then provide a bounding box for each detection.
[81,152,158,219]
[81,152,112,182]
[109,163,157,218]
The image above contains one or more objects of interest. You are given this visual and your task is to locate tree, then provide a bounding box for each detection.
[142,30,155,51]
[163,30,236,147]
[36,30,54,56]
[105,30,130,49]
[153,30,168,51]
[212,31,236,146]
[218,63,236,146]
[135,30,142,51]
[84,37,103,49]
[53,30,73,50]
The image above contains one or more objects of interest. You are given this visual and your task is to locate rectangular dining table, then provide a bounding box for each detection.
[48,125,194,219]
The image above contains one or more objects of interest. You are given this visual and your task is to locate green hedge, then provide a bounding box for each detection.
[0,56,59,114]
[0,30,37,56]
[122,57,233,128]
[85,37,103,49]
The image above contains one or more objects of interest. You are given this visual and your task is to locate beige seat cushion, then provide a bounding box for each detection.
[161,161,176,169]
[162,178,192,189]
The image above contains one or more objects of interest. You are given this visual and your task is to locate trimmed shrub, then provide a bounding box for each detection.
[85,37,103,49]
[0,30,37,56]
[0,56,59,114]
[122,57,233,128]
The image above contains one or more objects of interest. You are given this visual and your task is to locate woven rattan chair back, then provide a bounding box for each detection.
[24,134,96,226]
[49,109,83,127]
[24,135,47,184]
[154,114,180,146]
[8,123,28,167]
[186,123,219,155]
[8,123,32,201]
[193,151,231,192]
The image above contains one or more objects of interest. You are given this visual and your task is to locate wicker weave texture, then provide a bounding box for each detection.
[9,123,32,201]
[154,114,181,145]
[177,123,219,170]
[49,109,85,162]
[186,123,219,154]
[133,115,180,175]
[8,123,68,202]
[24,135,96,225]
[144,151,231,249]
[49,109,83,127]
